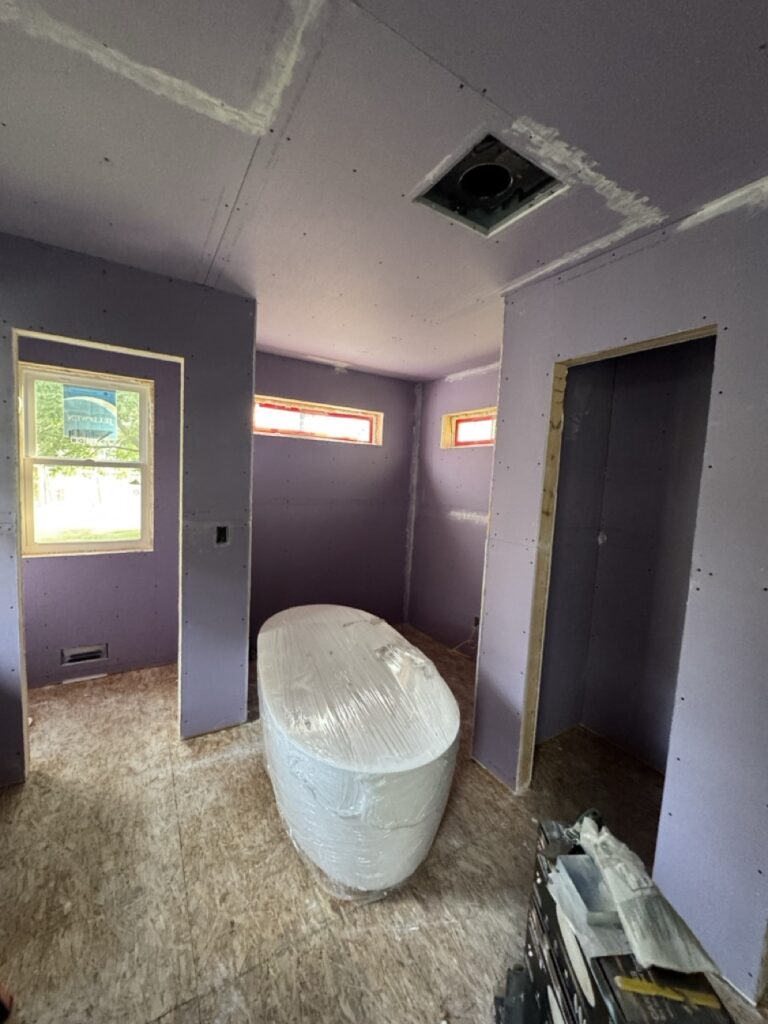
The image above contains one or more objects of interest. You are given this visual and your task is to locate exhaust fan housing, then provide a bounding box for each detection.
[417,134,563,236]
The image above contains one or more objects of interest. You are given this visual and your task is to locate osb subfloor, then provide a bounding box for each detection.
[1,629,761,1024]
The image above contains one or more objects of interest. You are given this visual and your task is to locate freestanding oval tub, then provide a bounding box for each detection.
[257,604,460,899]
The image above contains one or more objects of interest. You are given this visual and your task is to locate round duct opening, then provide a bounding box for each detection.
[459,163,512,200]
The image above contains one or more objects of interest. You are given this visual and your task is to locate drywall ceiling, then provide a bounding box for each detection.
[0,0,766,378]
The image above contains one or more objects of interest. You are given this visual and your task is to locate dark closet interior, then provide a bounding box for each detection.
[537,337,716,773]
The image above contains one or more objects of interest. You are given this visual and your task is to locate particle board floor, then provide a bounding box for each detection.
[1,629,761,1024]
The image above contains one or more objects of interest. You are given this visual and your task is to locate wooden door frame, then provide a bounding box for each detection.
[516,323,718,790]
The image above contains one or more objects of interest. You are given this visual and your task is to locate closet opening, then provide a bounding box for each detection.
[528,331,716,863]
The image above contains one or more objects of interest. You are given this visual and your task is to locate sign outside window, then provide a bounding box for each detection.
[63,385,118,443]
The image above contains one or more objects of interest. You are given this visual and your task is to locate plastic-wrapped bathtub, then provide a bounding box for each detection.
[257,604,460,901]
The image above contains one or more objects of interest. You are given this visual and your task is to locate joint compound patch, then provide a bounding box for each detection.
[0,0,324,135]
[675,174,768,232]
[444,362,500,384]
[448,509,489,525]
[494,117,666,296]
[509,117,663,228]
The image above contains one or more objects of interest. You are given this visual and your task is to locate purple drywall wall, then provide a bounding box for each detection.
[250,353,415,634]
[408,365,498,647]
[0,232,255,788]
[581,341,715,772]
[536,360,615,743]
[475,207,768,1000]
[19,336,180,687]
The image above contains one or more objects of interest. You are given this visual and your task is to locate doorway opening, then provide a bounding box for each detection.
[13,330,183,765]
[525,329,716,862]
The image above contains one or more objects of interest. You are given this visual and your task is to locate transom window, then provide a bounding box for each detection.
[441,406,497,448]
[253,395,383,445]
[19,363,154,555]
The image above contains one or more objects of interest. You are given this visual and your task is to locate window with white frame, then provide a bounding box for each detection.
[19,363,154,555]
[441,406,497,448]
[253,395,383,445]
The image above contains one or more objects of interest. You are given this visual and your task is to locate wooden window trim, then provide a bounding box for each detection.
[253,395,383,446]
[441,405,497,449]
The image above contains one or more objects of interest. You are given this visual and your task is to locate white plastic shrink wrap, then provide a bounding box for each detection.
[258,605,460,900]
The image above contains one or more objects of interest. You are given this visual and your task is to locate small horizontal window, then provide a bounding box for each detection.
[253,396,383,445]
[441,406,497,449]
[19,362,154,555]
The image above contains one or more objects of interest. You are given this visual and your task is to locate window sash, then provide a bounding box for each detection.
[253,395,383,445]
[441,406,497,449]
[454,414,496,446]
[19,363,154,555]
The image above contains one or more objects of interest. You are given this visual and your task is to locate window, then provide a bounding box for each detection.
[19,363,154,555]
[253,395,383,445]
[441,406,497,448]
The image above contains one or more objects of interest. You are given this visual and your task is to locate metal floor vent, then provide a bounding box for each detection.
[61,643,108,665]
[416,134,563,236]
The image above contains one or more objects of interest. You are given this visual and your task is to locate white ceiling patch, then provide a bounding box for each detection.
[510,116,663,229]
[494,117,666,297]
[0,0,323,136]
[675,174,768,232]
[444,361,500,384]
[503,169,768,297]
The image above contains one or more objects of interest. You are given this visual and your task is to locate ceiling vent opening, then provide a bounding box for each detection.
[416,134,564,236]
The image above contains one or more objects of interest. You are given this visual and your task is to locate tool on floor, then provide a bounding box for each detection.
[614,975,723,1008]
